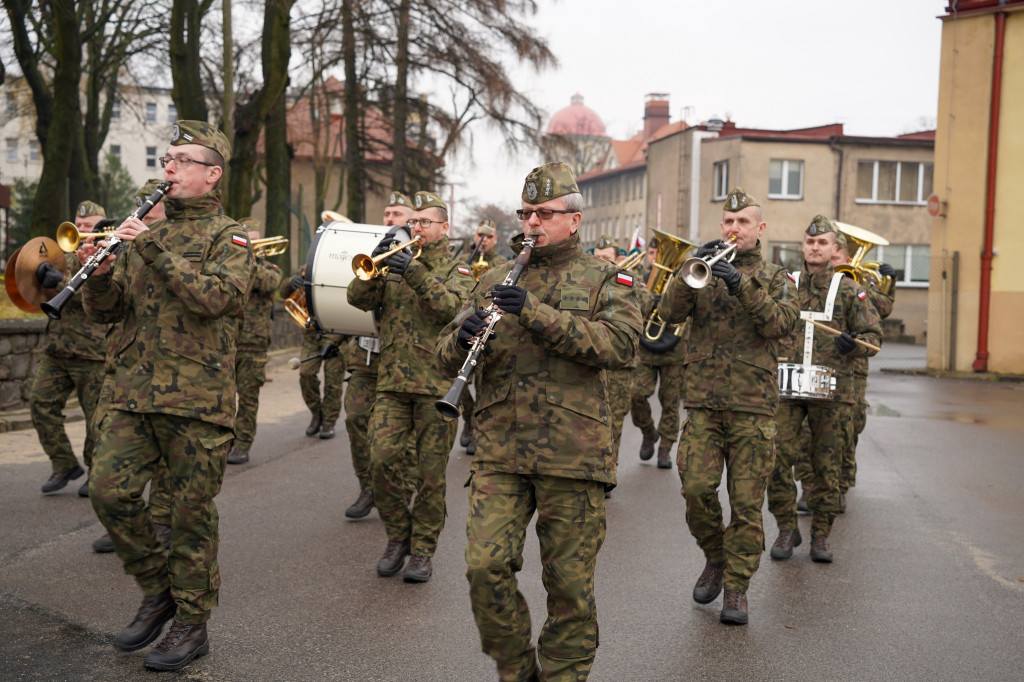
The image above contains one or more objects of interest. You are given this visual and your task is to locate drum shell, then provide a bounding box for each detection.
[777,362,837,400]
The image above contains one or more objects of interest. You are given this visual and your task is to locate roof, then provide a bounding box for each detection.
[546,94,607,137]
[717,122,845,140]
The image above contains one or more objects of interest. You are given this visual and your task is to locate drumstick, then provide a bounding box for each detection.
[807,319,881,352]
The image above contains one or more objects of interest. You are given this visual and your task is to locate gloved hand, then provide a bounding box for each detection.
[385,250,412,276]
[36,262,64,289]
[290,274,305,291]
[371,238,398,258]
[457,310,490,350]
[694,239,723,260]
[834,332,858,355]
[491,284,527,315]
[710,259,742,295]
[878,262,896,279]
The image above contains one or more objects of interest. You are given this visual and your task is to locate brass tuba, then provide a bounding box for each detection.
[250,236,289,257]
[833,221,893,295]
[643,228,697,341]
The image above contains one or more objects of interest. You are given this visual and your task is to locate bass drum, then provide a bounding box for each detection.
[305,221,389,336]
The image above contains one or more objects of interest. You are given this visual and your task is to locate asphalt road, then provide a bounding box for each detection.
[2,352,1022,681]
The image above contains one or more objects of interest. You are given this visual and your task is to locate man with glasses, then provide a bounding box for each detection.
[348,191,473,583]
[437,163,642,681]
[79,120,254,671]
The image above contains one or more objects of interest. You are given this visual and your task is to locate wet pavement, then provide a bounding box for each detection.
[1,348,1022,680]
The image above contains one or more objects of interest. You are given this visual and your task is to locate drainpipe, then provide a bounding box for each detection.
[974,10,1005,372]
[829,137,844,220]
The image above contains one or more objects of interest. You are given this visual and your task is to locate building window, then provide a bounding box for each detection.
[768,159,803,199]
[111,101,121,121]
[146,146,157,168]
[874,244,930,286]
[168,103,177,121]
[29,140,40,162]
[110,144,122,158]
[855,161,934,205]
[713,161,728,200]
[5,138,17,162]
[146,102,157,123]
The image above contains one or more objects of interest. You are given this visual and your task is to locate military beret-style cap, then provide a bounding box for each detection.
[413,191,447,212]
[723,187,759,212]
[595,234,619,251]
[76,200,106,218]
[170,120,231,162]
[835,231,848,250]
[387,191,412,208]
[522,162,580,203]
[239,216,263,233]
[135,178,165,201]
[477,218,496,236]
[806,214,838,236]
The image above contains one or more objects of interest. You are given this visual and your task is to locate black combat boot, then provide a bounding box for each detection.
[114,590,176,651]
[143,621,209,671]
[305,412,321,437]
[41,464,84,494]
[720,588,748,625]
[92,534,115,553]
[692,560,727,604]
[319,423,336,439]
[639,431,658,461]
[226,446,249,464]
[345,490,374,519]
[810,535,833,563]
[656,444,673,469]
[376,539,410,577]
[403,555,433,583]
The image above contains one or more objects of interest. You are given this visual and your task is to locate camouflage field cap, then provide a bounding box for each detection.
[135,178,164,201]
[806,214,838,237]
[387,191,412,208]
[477,218,496,236]
[522,162,580,203]
[170,120,231,162]
[413,191,447,213]
[723,187,759,212]
[648,235,660,249]
[595,234,620,252]
[239,216,263,233]
[76,200,106,218]
[835,231,849,251]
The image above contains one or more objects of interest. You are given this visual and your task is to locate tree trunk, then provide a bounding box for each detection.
[342,1,364,222]
[264,89,290,271]
[389,0,410,193]
[222,0,235,150]
[170,0,209,121]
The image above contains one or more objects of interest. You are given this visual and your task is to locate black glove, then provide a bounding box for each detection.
[710,259,742,295]
[36,262,64,289]
[290,274,305,291]
[371,237,398,258]
[878,262,896,279]
[385,251,412,276]
[834,332,858,355]
[457,310,490,350]
[319,342,340,360]
[694,239,723,260]
[491,284,527,315]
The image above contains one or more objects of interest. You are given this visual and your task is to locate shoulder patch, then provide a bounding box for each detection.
[232,234,248,247]
[457,265,471,276]
[615,272,634,287]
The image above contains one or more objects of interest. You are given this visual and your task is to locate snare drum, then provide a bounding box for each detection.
[777,363,836,400]
[305,221,390,336]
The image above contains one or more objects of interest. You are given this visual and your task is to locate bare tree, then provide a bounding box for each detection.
[170,0,212,121]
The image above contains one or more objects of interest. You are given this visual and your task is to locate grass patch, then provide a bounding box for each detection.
[0,295,42,320]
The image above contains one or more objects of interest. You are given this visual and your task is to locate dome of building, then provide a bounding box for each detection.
[546,94,606,136]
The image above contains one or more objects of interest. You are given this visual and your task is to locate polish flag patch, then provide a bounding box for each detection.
[232,234,248,247]
[787,272,797,282]
[616,272,634,287]
[857,290,867,300]
[457,266,471,276]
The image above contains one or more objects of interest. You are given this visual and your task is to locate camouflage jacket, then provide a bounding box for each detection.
[852,276,894,378]
[348,237,473,396]
[635,279,688,366]
[436,233,642,485]
[660,241,799,416]
[237,258,282,351]
[344,335,380,376]
[82,190,254,429]
[43,252,109,362]
[777,264,883,403]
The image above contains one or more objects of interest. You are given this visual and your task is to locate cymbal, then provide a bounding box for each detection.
[833,221,889,247]
[4,237,67,313]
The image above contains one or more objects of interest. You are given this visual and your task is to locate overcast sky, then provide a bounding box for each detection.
[443,0,945,220]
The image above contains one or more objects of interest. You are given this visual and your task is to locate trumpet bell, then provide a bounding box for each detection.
[680,258,712,289]
[352,237,422,280]
[55,221,116,252]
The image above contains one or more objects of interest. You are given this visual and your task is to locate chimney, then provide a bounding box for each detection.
[643,93,670,140]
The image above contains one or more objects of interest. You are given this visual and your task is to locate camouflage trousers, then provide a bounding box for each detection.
[631,361,685,444]
[606,368,633,459]
[678,409,776,593]
[842,374,870,493]
[29,353,104,473]
[234,347,269,450]
[344,371,378,492]
[369,392,456,556]
[466,471,606,682]
[90,410,232,624]
[767,400,853,538]
[299,335,345,427]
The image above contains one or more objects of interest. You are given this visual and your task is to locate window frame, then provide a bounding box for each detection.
[712,160,729,201]
[768,158,804,200]
[145,102,157,123]
[146,146,158,169]
[855,160,933,206]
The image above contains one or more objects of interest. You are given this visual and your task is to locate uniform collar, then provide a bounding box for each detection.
[733,239,763,266]
[510,232,581,266]
[164,189,224,220]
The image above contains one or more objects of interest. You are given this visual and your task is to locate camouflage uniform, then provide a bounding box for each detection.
[347,233,473,559]
[30,251,108,474]
[233,257,282,451]
[767,264,881,539]
[343,335,380,492]
[437,225,642,681]
[660,240,798,593]
[83,188,253,624]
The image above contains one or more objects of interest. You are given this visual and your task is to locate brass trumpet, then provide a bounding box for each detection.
[250,236,289,257]
[352,237,422,280]
[617,249,646,272]
[55,222,118,252]
[679,235,739,289]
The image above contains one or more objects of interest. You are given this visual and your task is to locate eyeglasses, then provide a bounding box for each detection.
[406,218,445,228]
[158,156,215,169]
[515,209,577,221]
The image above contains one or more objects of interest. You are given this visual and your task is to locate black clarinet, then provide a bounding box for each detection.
[435,237,536,418]
[41,182,171,319]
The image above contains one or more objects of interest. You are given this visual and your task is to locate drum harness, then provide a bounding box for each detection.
[790,271,845,365]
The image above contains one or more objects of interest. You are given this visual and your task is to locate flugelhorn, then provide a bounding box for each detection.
[55,222,118,252]
[251,236,289,257]
[352,237,422,280]
[679,235,739,289]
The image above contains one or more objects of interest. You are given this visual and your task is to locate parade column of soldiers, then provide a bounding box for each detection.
[437,163,642,681]
[348,191,474,582]
[31,200,110,496]
[79,121,254,671]
[659,187,799,625]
